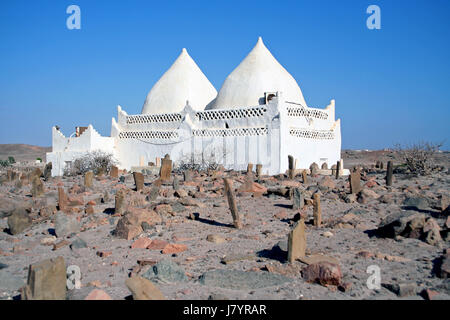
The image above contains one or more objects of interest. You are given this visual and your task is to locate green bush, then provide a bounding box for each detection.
[0,159,10,167]
[8,156,15,164]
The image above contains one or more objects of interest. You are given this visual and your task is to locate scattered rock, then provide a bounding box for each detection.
[142,259,187,283]
[206,234,226,244]
[382,283,416,297]
[131,237,152,249]
[70,237,87,250]
[114,208,162,240]
[161,243,188,254]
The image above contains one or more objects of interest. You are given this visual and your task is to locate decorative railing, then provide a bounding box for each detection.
[286,102,328,120]
[126,113,183,124]
[118,130,179,140]
[195,106,267,121]
[289,128,334,140]
[193,127,268,137]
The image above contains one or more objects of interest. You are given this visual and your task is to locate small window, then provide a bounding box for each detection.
[264,92,277,104]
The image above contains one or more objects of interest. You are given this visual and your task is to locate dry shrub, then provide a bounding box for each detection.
[394,141,443,175]
[64,150,118,176]
[174,152,221,174]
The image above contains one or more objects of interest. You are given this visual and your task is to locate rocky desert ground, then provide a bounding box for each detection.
[0,148,449,300]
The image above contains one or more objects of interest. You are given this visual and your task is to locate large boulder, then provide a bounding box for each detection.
[376,212,425,238]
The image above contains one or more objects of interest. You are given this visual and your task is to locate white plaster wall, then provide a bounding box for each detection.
[49,93,341,177]
[47,125,115,176]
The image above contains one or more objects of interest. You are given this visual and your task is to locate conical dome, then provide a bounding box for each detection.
[141,48,217,114]
[209,37,307,110]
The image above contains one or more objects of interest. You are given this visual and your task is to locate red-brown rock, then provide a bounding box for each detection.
[131,237,152,249]
[302,262,342,286]
[161,243,187,254]
[85,289,112,300]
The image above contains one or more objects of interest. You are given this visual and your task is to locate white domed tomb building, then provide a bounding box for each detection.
[47,37,343,176]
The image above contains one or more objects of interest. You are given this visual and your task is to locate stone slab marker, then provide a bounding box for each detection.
[159,155,172,182]
[173,176,179,191]
[310,163,319,176]
[148,186,159,202]
[110,166,119,178]
[183,169,193,182]
[313,193,321,227]
[84,171,93,188]
[7,169,13,182]
[302,170,308,184]
[247,163,253,174]
[288,219,306,263]
[335,161,341,179]
[331,164,337,177]
[292,187,304,210]
[223,178,242,229]
[349,169,361,194]
[97,167,105,177]
[288,155,295,179]
[256,164,262,177]
[43,162,52,181]
[115,189,126,215]
[32,167,42,179]
[386,161,393,186]
[133,172,144,191]
[31,176,44,197]
[21,256,66,300]
[58,187,68,211]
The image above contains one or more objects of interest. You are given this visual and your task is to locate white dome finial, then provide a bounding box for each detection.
[210,36,307,110]
[141,47,217,114]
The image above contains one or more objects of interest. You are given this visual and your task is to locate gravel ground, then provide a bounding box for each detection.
[0,150,449,300]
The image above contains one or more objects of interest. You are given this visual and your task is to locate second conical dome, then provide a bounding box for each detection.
[141,48,217,114]
[209,37,307,110]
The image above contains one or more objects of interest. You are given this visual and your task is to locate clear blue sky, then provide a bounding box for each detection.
[1,0,449,150]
